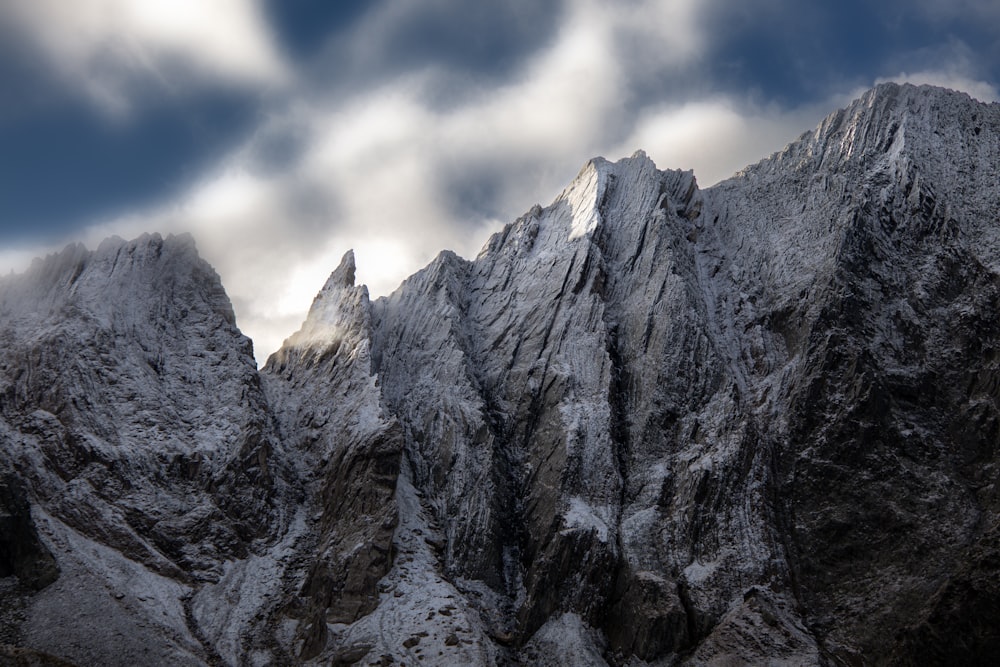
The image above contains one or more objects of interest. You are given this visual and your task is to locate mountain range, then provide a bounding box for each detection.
[2,82,999,666]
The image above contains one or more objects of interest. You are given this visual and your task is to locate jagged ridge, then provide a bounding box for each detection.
[2,83,1000,666]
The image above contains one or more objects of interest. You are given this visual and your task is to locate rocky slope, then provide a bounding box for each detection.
[2,82,999,665]
[0,234,291,664]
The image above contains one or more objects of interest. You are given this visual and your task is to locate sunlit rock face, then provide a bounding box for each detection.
[3,83,1000,666]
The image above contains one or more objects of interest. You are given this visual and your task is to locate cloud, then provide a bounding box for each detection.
[317,0,562,88]
[0,0,290,117]
[6,0,995,367]
[81,0,711,362]
[870,36,999,103]
[0,0,830,364]
[0,246,36,278]
[615,99,827,186]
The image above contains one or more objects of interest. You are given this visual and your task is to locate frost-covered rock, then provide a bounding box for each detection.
[3,83,1000,666]
[261,250,402,661]
[0,233,290,664]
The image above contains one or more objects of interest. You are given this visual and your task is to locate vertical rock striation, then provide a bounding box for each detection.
[263,250,402,659]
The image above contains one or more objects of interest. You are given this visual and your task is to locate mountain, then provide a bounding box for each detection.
[2,82,999,666]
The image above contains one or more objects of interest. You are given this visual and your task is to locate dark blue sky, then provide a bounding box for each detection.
[1,0,997,358]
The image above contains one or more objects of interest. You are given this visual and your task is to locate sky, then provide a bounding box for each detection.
[1,0,998,363]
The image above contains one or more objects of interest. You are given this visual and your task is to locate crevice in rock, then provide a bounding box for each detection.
[181,591,225,667]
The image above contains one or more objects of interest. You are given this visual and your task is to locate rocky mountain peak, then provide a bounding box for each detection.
[323,248,357,290]
[559,157,608,240]
[4,233,231,323]
[746,82,996,181]
[265,249,373,375]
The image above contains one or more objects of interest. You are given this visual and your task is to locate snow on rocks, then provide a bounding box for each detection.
[4,84,1000,665]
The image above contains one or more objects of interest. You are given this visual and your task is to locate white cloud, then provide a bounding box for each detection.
[0,246,36,278]
[0,0,289,116]
[617,101,797,186]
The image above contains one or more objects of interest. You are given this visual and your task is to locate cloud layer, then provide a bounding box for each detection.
[2,0,998,363]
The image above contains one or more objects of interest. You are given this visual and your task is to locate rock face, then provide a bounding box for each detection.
[263,250,402,658]
[2,83,1000,665]
[0,234,288,664]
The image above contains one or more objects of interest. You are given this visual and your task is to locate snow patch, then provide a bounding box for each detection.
[522,612,607,666]
[562,160,606,240]
[193,508,309,663]
[314,465,499,666]
[23,509,202,665]
[562,496,610,543]
[683,559,719,583]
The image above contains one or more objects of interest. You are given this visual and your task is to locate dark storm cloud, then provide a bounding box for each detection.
[0,91,261,244]
[263,0,372,60]
[308,0,564,98]
[0,22,66,123]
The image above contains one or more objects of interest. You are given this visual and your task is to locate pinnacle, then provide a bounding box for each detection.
[324,249,357,290]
